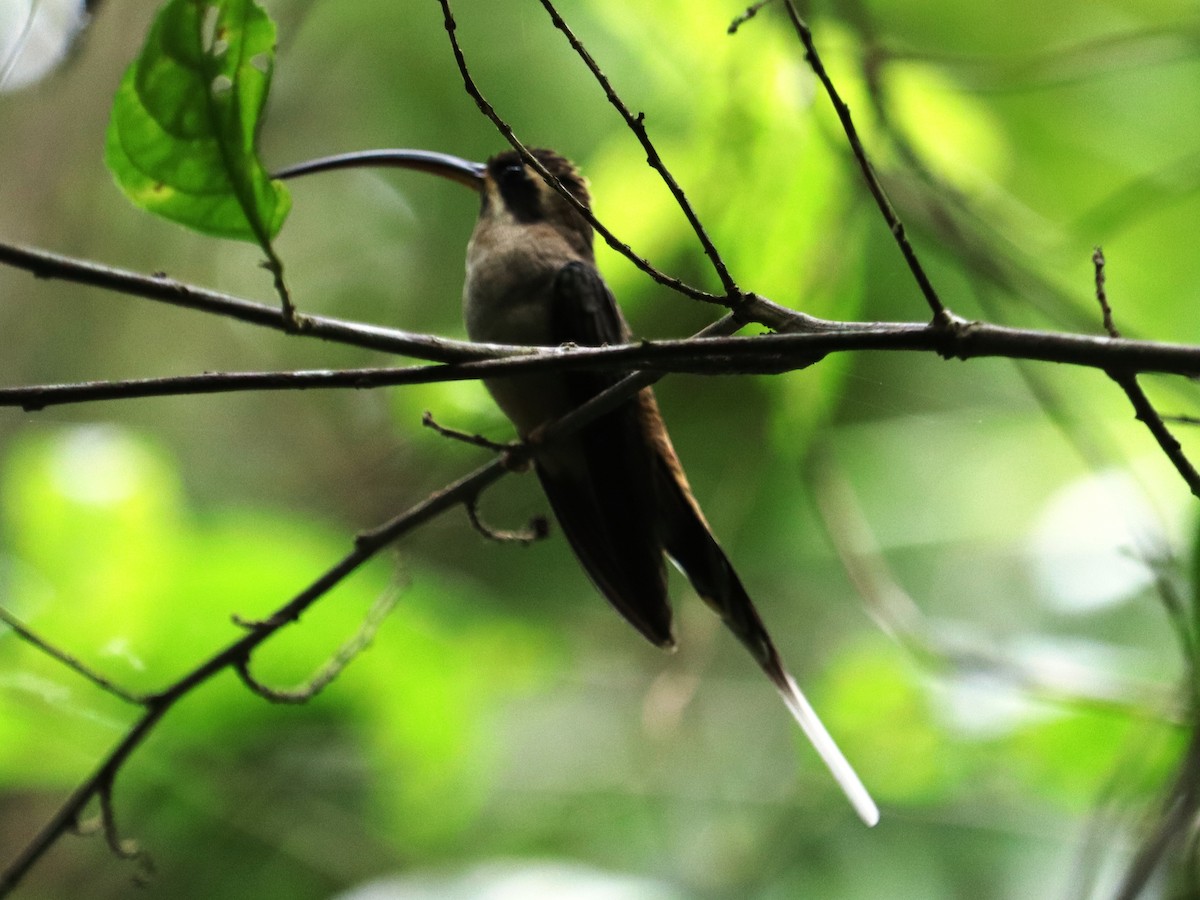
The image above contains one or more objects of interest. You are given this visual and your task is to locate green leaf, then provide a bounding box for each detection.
[104,0,290,244]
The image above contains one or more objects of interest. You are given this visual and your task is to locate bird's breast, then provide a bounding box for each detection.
[462,221,579,344]
[462,222,581,435]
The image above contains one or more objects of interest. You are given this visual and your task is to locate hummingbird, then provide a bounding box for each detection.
[276,147,879,826]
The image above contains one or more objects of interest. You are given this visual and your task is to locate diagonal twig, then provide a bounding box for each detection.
[0,606,145,706]
[435,0,721,305]
[234,586,400,703]
[422,410,511,453]
[1112,373,1200,499]
[728,0,778,34]
[536,0,740,298]
[1092,247,1200,498]
[778,1,952,325]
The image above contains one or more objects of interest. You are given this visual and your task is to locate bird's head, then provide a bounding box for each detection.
[477,148,592,247]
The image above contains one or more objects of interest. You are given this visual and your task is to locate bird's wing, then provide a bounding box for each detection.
[534,260,674,648]
[649,417,779,669]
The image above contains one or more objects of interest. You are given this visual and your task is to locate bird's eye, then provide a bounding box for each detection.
[493,158,540,221]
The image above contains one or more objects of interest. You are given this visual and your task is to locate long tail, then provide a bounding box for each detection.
[653,441,879,826]
[770,665,880,827]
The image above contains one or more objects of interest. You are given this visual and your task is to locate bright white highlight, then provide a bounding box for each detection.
[0,0,89,92]
[778,673,880,827]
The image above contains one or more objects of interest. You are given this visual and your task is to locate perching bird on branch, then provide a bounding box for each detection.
[276,147,878,826]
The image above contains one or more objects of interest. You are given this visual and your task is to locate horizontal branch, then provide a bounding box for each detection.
[4,314,1200,410]
[0,240,497,363]
[1,237,830,351]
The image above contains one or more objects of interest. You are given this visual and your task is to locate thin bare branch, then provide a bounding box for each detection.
[0,606,144,706]
[9,313,1200,414]
[1091,249,1200,498]
[422,410,510,453]
[465,497,549,545]
[0,240,492,363]
[780,1,951,324]
[1094,246,1119,338]
[536,0,740,298]
[434,0,721,304]
[728,0,778,34]
[261,247,297,327]
[1113,372,1200,498]
[0,236,818,344]
[234,587,400,703]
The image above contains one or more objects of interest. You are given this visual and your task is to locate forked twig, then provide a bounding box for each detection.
[422,410,510,453]
[0,606,144,705]
[1092,248,1200,498]
[465,497,549,545]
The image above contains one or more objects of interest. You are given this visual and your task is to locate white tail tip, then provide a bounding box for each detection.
[777,672,879,827]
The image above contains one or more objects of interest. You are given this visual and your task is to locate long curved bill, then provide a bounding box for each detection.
[273,149,485,191]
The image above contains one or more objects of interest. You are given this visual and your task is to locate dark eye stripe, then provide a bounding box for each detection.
[495,163,541,222]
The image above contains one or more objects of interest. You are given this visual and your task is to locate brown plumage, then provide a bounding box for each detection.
[464,149,875,825]
[466,152,788,664]
[274,146,878,825]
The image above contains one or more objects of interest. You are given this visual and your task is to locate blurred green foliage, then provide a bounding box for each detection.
[2,0,1200,897]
